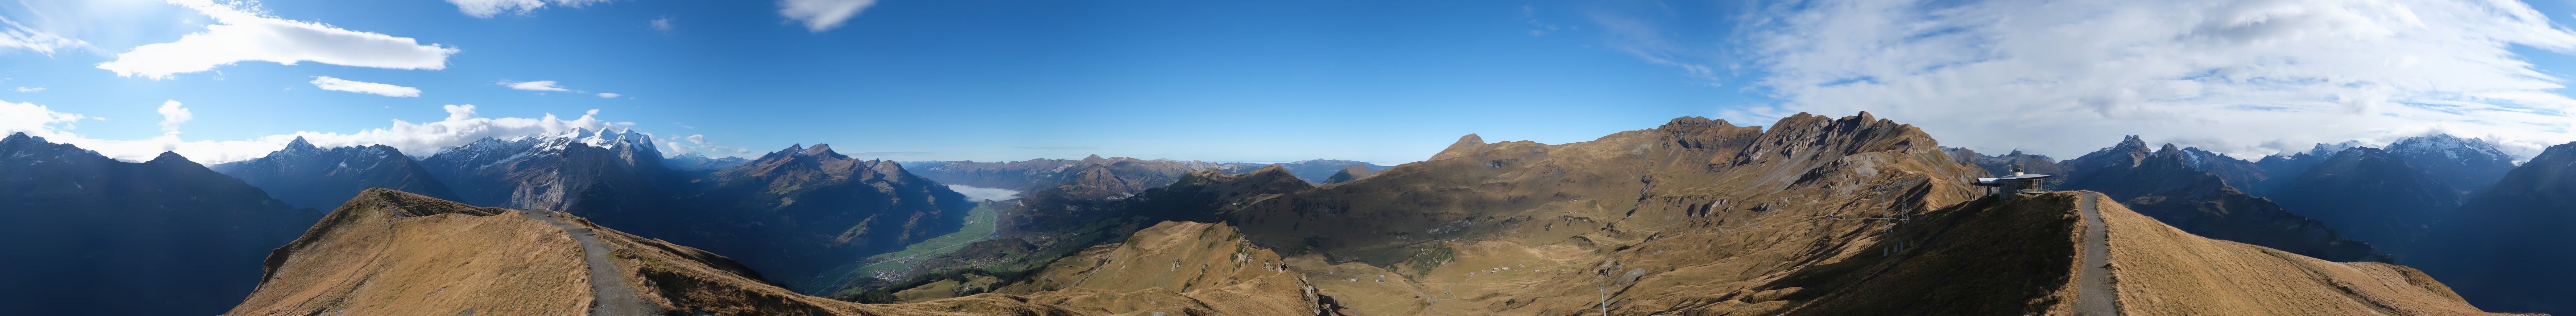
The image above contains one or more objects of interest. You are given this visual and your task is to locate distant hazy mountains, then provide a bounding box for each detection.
[210,137,459,210]
[0,133,318,316]
[666,153,750,171]
[1264,159,1392,182]
[904,157,1389,195]
[2415,142,2576,315]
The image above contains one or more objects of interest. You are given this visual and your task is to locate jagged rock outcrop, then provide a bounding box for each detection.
[2057,139,2389,262]
[2269,147,2461,258]
[671,144,977,293]
[0,133,317,316]
[2414,142,2576,315]
[211,137,460,210]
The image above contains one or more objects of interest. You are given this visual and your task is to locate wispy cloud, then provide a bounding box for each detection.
[309,76,420,97]
[445,0,620,18]
[0,17,86,55]
[945,185,1020,201]
[596,92,620,98]
[1017,146,1100,150]
[778,0,879,32]
[501,80,573,92]
[650,16,673,32]
[1600,0,2576,157]
[10,87,42,92]
[154,100,189,137]
[97,0,459,80]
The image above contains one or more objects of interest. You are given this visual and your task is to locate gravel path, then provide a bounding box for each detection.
[523,210,665,316]
[2078,193,2122,316]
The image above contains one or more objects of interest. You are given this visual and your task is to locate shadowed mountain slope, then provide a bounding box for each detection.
[671,144,977,293]
[0,133,318,316]
[2056,138,2389,262]
[2414,142,2576,316]
[2269,147,2461,258]
[211,137,459,210]
[1321,164,1375,184]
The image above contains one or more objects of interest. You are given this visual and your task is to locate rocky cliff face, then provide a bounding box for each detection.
[0,133,317,316]
[416,128,675,224]
[2268,147,2461,258]
[211,137,459,210]
[2413,142,2576,316]
[673,144,976,293]
[2056,139,2389,262]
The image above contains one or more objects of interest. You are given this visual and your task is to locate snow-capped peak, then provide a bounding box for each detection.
[2388,134,2516,162]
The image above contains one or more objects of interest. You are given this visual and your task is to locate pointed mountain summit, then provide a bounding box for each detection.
[212,137,459,210]
[1,133,316,316]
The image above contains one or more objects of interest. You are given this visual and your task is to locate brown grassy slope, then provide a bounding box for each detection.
[229,188,1098,316]
[984,221,1338,316]
[2094,192,2520,316]
[226,188,589,316]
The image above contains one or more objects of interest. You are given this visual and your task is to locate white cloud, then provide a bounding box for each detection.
[1,99,633,163]
[446,0,620,18]
[946,185,1022,201]
[309,76,421,97]
[595,92,619,98]
[502,80,573,92]
[0,17,86,55]
[650,16,673,31]
[154,100,189,137]
[778,0,879,32]
[11,87,42,92]
[1682,0,2576,158]
[95,0,460,80]
[685,134,705,144]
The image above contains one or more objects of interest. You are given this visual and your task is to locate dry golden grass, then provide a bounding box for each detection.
[2095,192,2518,316]
[225,189,590,316]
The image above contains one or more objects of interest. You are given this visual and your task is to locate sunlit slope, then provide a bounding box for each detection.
[226,189,1088,316]
[2094,193,2510,315]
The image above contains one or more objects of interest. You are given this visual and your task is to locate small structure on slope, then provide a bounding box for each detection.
[1974,164,2053,197]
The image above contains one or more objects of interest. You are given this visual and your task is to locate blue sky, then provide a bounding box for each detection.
[5,0,2575,164]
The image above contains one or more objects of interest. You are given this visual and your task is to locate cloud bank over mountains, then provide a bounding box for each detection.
[0,99,661,163]
[1608,0,2576,158]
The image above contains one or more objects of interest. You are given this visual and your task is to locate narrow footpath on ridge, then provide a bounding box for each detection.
[2078,193,2123,316]
[523,210,664,316]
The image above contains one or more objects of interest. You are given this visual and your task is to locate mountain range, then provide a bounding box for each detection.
[0,133,319,316]
[5,113,2565,315]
